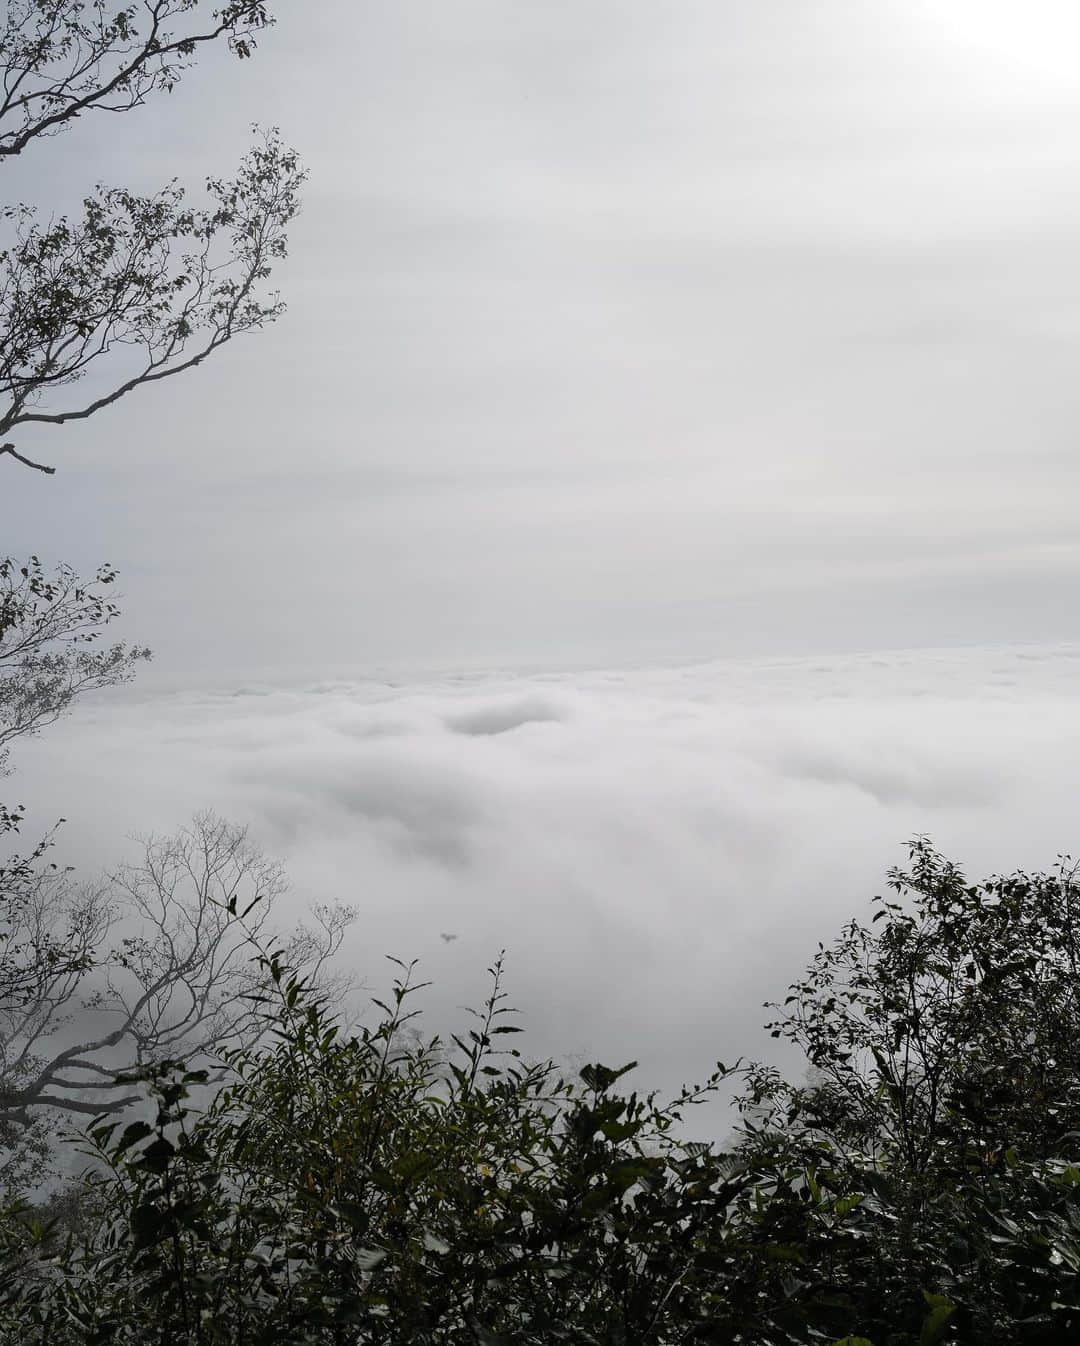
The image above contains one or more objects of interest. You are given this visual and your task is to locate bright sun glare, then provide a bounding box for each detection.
[911,0,1080,89]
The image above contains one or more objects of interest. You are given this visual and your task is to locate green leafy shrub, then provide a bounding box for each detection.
[4,843,1080,1344]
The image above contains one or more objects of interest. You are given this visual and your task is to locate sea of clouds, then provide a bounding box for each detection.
[12,642,1080,1131]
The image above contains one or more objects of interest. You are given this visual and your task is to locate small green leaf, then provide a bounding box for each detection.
[919,1292,956,1346]
[135,1136,176,1173]
[115,1120,154,1153]
[131,1203,167,1249]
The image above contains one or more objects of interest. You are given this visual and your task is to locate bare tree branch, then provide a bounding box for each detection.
[0,814,356,1141]
[0,441,53,473]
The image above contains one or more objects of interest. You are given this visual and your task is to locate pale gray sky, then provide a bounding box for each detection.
[6,0,1080,680]
[9,2,1080,1117]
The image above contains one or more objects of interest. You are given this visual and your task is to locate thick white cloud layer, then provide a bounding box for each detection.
[11,643,1080,1129]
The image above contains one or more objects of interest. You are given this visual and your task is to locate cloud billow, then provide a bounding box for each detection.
[11,643,1080,1129]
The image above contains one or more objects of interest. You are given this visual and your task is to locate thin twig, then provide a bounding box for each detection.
[0,441,55,474]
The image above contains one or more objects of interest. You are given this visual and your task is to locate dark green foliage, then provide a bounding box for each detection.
[736,839,1080,1342]
[0,953,808,1345]
[2,844,1080,1343]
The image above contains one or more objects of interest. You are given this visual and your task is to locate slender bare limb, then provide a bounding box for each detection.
[0,815,356,1139]
[0,441,54,473]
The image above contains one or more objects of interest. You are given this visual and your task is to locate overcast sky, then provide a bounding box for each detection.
[6,2,1080,1121]
[7,0,1080,678]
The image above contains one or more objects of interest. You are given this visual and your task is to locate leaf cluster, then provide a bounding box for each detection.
[0,2,275,159]
[0,128,304,466]
[3,847,1080,1345]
